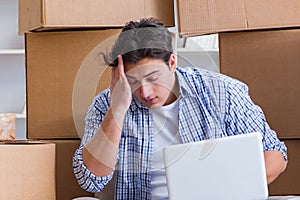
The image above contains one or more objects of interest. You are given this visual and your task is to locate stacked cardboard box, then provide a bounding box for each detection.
[219,29,300,139]
[176,0,300,195]
[25,29,119,139]
[25,29,118,199]
[219,29,300,195]
[42,140,94,200]
[18,0,175,199]
[176,0,300,37]
[18,0,175,35]
[0,140,55,200]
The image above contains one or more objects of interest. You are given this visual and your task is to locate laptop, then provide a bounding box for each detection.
[163,132,268,200]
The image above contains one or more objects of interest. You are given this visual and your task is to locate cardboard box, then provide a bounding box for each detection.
[177,0,300,37]
[269,139,300,195]
[219,29,300,139]
[0,140,55,200]
[26,29,120,139]
[44,139,94,200]
[18,0,174,35]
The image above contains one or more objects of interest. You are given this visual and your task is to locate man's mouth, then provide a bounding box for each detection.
[144,97,158,104]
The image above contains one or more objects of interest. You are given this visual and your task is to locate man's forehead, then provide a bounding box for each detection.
[126,70,160,79]
[124,61,166,75]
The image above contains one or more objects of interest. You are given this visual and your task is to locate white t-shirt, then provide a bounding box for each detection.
[150,99,182,200]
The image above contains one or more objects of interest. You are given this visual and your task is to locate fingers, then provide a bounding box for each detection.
[117,55,125,78]
[112,67,117,80]
[111,55,123,80]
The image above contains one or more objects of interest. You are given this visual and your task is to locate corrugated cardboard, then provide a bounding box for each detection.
[18,0,174,35]
[269,139,300,195]
[26,29,120,139]
[177,0,300,37]
[0,140,55,200]
[219,29,300,139]
[43,139,95,200]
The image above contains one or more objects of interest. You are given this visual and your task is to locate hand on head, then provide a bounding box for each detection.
[110,55,132,118]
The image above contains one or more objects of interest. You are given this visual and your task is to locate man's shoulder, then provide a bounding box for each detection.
[176,66,247,91]
[176,67,233,83]
[95,88,110,97]
[92,88,111,106]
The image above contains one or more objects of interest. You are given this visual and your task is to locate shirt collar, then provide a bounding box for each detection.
[175,68,195,98]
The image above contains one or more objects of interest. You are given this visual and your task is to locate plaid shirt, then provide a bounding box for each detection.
[73,67,287,199]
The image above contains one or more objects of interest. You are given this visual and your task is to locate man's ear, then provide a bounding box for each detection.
[169,54,177,72]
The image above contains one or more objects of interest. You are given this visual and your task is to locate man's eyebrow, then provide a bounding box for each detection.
[125,74,136,79]
[143,70,159,78]
[126,70,160,79]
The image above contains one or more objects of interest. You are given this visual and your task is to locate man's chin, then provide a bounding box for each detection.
[147,104,162,109]
[142,100,163,109]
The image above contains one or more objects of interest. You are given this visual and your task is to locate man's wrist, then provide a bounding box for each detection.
[84,126,119,169]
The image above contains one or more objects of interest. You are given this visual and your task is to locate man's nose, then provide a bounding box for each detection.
[139,83,152,99]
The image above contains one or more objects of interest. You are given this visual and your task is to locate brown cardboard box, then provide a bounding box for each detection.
[0,140,55,200]
[18,0,174,35]
[219,29,300,139]
[269,140,300,195]
[26,29,120,139]
[177,0,300,37]
[45,139,94,200]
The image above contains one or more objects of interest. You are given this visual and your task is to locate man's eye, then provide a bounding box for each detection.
[128,79,139,85]
[147,75,159,82]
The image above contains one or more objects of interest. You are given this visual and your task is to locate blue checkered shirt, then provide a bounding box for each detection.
[73,67,287,199]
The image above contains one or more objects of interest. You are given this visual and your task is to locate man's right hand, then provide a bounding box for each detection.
[82,55,131,176]
[110,55,132,121]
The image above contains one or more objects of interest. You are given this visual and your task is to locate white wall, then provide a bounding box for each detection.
[0,0,26,139]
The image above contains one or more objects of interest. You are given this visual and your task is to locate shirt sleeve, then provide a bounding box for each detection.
[224,78,288,161]
[73,146,114,193]
[72,90,115,192]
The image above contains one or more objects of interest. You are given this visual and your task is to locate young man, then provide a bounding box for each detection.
[73,18,287,199]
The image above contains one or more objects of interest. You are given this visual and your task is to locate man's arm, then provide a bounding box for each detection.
[222,80,288,184]
[264,150,287,185]
[82,55,132,177]
[82,108,124,176]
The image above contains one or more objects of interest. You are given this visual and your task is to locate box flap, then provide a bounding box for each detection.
[18,0,43,35]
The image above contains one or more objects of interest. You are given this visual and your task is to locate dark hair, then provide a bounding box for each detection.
[106,17,173,67]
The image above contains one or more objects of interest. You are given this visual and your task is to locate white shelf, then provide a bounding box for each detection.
[15,106,26,119]
[0,49,25,54]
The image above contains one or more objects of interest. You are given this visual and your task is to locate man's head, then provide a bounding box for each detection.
[109,17,173,67]
[108,18,178,108]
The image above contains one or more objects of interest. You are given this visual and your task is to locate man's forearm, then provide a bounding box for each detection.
[264,150,287,184]
[82,108,125,177]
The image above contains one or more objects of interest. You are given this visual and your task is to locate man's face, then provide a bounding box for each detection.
[124,55,177,109]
